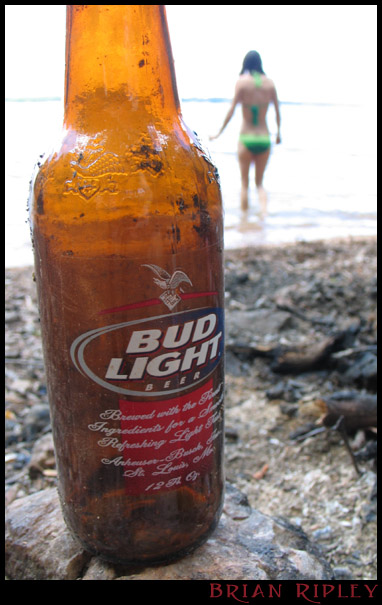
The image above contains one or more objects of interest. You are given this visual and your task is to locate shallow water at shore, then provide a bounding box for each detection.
[5,99,377,267]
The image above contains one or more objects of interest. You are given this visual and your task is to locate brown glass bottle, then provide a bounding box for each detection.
[29,5,224,564]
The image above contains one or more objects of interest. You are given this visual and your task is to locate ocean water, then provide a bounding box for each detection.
[5,98,377,267]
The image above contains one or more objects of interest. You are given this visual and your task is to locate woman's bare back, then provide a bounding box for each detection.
[235,73,277,135]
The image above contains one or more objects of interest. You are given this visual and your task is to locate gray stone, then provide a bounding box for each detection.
[5,483,333,580]
[5,488,90,580]
[226,309,292,347]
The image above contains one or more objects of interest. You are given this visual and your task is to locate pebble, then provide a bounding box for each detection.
[333,566,354,580]
[22,404,51,442]
[312,526,333,541]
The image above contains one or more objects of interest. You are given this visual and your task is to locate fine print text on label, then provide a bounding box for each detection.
[87,379,224,493]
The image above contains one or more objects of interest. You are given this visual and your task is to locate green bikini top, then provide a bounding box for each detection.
[252,72,263,87]
[250,71,263,125]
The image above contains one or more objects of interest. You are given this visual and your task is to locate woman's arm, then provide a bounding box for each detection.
[271,86,281,144]
[210,83,241,140]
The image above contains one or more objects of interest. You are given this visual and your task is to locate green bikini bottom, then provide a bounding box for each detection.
[239,134,271,155]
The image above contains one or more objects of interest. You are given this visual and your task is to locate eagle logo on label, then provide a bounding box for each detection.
[142,264,193,310]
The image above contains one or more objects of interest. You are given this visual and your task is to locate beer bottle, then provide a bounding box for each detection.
[29,5,224,565]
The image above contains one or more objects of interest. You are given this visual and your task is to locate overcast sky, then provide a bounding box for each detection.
[5,5,377,104]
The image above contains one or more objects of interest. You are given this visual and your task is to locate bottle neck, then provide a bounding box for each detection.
[64,5,181,133]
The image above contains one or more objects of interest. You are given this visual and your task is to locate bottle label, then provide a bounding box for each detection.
[69,260,224,494]
[71,307,223,397]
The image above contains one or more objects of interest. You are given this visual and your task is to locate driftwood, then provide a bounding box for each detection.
[290,392,377,437]
[226,342,275,359]
[322,392,377,431]
[270,335,342,374]
[227,326,360,375]
[290,392,377,476]
[271,325,360,374]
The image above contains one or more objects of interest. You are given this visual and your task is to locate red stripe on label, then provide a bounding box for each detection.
[98,298,162,315]
[98,292,218,315]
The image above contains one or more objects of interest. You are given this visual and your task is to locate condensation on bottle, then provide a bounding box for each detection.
[29,4,224,564]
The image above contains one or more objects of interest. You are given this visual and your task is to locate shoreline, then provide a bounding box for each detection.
[5,234,378,272]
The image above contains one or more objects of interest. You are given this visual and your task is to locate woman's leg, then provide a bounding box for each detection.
[238,143,252,210]
[254,148,271,215]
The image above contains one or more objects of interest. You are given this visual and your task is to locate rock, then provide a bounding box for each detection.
[5,483,333,581]
[226,309,292,348]
[5,488,91,580]
[343,352,377,390]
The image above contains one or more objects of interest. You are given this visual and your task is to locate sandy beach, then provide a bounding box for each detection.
[5,235,377,580]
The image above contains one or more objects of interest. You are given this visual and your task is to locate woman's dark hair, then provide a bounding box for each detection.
[240,51,265,75]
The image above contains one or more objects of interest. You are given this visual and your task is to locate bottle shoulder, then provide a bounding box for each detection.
[30,123,223,256]
[34,121,219,199]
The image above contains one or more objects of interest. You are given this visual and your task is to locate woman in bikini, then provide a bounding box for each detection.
[210,50,281,211]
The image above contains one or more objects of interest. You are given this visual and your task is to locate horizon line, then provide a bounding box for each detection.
[5,96,362,108]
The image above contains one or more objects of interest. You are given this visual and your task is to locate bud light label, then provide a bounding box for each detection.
[71,307,224,398]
